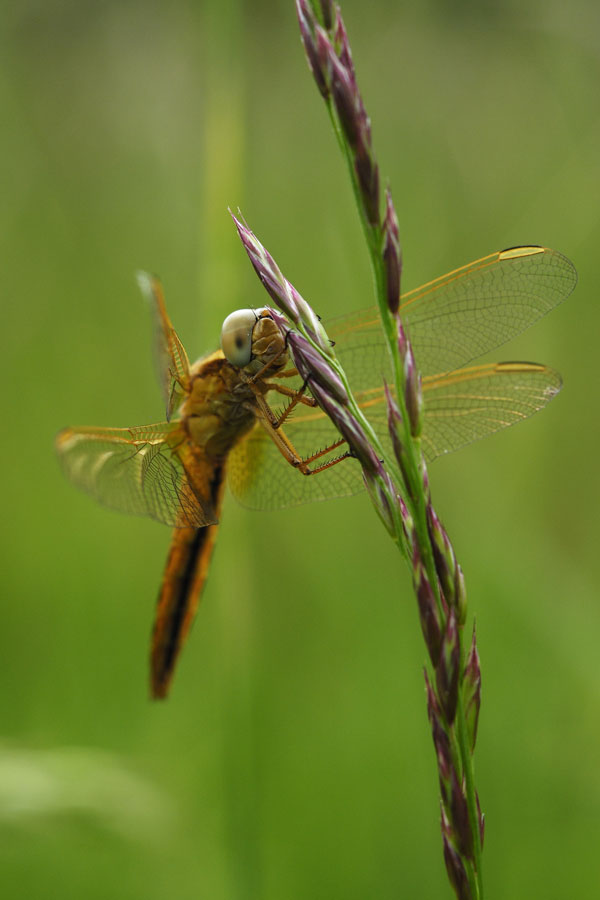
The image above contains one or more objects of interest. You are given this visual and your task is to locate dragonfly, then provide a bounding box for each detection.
[56,245,576,698]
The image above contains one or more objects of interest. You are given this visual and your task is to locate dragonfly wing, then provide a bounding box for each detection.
[339,363,562,463]
[56,422,217,527]
[400,246,576,375]
[227,412,365,510]
[227,362,561,508]
[420,362,562,461]
[327,247,576,380]
[318,296,390,404]
[137,272,191,421]
[229,244,574,512]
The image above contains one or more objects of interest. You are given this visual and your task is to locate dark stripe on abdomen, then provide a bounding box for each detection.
[151,463,225,699]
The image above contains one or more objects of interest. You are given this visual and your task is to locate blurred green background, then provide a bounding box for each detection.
[2,0,599,897]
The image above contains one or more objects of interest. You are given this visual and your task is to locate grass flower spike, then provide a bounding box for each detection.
[233,208,483,895]
[229,3,575,897]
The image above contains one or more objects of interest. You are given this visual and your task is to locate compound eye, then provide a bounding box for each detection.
[220,308,257,367]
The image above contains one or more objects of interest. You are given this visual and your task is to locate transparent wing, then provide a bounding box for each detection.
[137,272,191,421]
[351,362,562,461]
[227,414,365,510]
[227,362,561,510]
[56,422,217,527]
[329,246,576,381]
[230,246,573,511]
[420,362,562,461]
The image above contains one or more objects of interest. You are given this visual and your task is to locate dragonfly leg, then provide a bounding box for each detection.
[266,381,317,428]
[298,441,354,475]
[266,420,352,475]
[245,377,314,427]
[281,432,354,476]
[250,390,353,475]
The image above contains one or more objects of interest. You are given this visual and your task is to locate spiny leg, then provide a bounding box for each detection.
[267,422,353,475]
[266,380,317,428]
[299,441,355,475]
[246,381,355,475]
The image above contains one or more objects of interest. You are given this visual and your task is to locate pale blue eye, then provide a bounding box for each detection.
[220,309,258,367]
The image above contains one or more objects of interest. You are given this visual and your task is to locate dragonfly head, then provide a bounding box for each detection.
[221,308,287,374]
